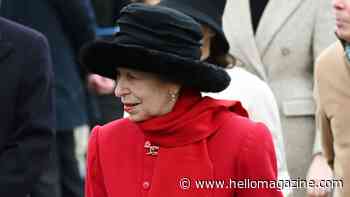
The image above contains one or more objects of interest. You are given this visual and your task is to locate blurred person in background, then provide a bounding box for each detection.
[223,1,336,196]
[314,0,350,196]
[89,0,128,124]
[0,0,96,196]
[0,16,55,197]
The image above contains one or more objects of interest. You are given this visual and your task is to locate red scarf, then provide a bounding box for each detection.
[137,89,248,196]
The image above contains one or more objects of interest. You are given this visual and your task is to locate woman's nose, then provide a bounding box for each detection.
[114,78,130,97]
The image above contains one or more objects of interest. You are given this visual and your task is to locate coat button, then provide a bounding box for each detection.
[281,48,291,56]
[142,181,150,190]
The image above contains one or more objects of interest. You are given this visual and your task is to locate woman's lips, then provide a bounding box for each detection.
[124,106,133,113]
[123,103,139,113]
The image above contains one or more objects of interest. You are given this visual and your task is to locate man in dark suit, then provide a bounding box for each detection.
[0,16,55,197]
[0,0,96,196]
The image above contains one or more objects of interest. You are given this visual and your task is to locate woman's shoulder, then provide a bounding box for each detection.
[220,112,275,158]
[210,112,275,167]
[218,112,272,142]
[99,118,135,130]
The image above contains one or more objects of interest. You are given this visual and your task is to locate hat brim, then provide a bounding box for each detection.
[80,40,230,92]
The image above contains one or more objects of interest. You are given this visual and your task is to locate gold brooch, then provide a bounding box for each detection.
[144,141,159,156]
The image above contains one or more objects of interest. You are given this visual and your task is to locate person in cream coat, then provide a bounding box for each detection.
[223,0,336,196]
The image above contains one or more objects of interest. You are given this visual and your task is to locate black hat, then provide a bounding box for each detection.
[80,3,230,92]
[158,0,229,59]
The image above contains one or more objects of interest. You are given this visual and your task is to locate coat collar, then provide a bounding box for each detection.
[223,0,303,80]
[223,0,267,80]
[336,34,350,71]
[255,0,303,56]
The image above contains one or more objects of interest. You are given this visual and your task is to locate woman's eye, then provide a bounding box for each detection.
[127,73,138,80]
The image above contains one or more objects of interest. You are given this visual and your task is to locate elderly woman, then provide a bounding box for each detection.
[80,3,282,197]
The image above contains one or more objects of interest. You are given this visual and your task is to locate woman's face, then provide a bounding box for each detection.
[114,68,180,122]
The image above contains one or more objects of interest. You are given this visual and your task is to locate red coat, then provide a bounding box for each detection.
[86,95,283,197]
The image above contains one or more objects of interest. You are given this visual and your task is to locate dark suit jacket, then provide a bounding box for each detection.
[1,0,96,130]
[0,17,54,197]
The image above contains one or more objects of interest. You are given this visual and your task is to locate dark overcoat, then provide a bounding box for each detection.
[0,17,55,196]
